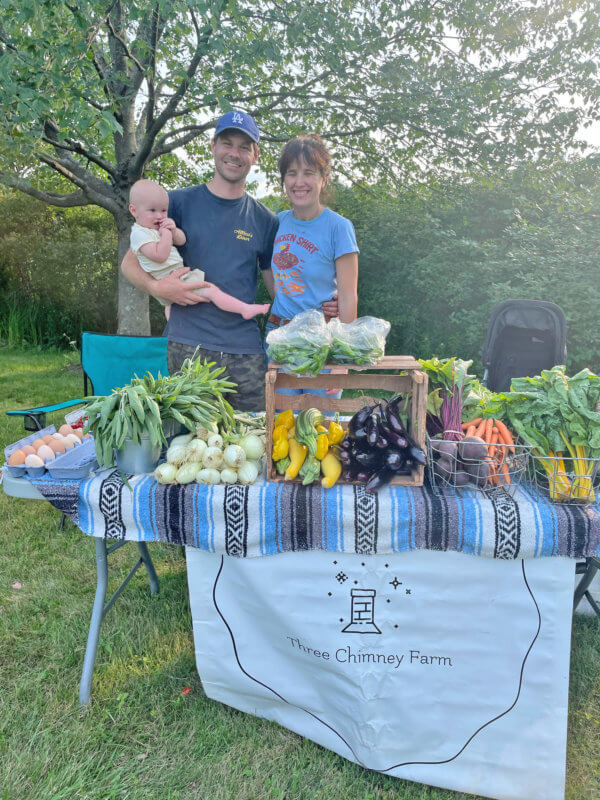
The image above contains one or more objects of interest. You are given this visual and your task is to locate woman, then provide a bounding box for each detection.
[265,134,359,396]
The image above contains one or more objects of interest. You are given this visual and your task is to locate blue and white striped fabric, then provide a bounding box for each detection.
[29,469,600,560]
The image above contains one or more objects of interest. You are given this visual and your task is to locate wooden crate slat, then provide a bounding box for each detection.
[274,373,414,391]
[268,355,421,372]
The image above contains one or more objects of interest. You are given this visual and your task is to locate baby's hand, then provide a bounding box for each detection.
[159,218,176,232]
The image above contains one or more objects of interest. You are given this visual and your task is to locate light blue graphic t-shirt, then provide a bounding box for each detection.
[270,207,359,321]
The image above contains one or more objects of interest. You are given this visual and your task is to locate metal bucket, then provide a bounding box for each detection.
[115,436,162,474]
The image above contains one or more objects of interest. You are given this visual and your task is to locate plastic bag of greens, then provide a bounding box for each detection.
[266,310,331,376]
[328,316,391,365]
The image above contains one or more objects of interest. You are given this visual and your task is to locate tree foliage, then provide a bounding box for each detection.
[0,0,599,333]
[334,155,600,374]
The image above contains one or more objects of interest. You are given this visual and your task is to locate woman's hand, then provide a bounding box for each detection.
[321,294,339,320]
[325,365,347,395]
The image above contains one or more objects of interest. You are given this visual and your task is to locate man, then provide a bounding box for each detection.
[121,110,337,410]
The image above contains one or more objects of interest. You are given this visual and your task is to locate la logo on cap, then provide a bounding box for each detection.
[232,112,244,125]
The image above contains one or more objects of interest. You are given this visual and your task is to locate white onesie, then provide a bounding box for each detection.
[130,223,205,305]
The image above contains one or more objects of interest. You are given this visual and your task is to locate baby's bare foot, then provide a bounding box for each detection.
[242,303,271,320]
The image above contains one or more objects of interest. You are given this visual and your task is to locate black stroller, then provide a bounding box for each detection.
[482,300,599,615]
[482,299,567,392]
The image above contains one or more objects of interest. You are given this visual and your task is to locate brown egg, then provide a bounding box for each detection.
[73,429,84,440]
[8,450,26,466]
[62,438,75,450]
[21,445,36,456]
[31,438,46,450]
[48,439,67,455]
[37,445,55,462]
[25,453,44,467]
[42,434,54,444]
[58,424,74,437]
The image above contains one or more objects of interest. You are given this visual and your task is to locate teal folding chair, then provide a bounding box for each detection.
[6,332,169,704]
[7,331,169,430]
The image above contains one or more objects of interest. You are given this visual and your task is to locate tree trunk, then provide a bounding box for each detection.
[116,217,151,335]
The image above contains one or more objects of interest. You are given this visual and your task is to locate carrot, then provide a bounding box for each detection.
[484,418,493,443]
[474,419,487,439]
[500,463,511,485]
[488,462,498,485]
[463,417,482,429]
[495,419,516,453]
[465,425,476,438]
[488,432,499,459]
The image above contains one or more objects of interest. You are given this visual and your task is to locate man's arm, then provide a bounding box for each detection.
[262,267,275,299]
[121,250,210,306]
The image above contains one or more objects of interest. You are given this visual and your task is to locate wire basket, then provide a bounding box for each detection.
[529,453,600,505]
[426,434,532,497]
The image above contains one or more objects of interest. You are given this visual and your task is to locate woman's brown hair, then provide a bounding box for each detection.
[278,134,331,185]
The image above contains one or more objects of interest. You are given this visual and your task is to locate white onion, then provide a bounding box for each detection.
[154,463,178,484]
[185,438,207,462]
[220,468,238,484]
[196,421,219,441]
[223,444,246,469]
[166,443,188,465]
[169,433,194,448]
[202,446,223,469]
[176,462,202,484]
[237,461,259,485]
[239,433,265,460]
[196,468,221,484]
[207,433,223,449]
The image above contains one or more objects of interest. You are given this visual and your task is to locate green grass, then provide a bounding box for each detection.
[0,345,599,800]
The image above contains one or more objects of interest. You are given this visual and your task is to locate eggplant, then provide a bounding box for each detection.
[374,434,389,450]
[348,406,372,439]
[355,470,371,483]
[365,469,394,493]
[408,445,427,466]
[352,446,381,468]
[384,398,408,435]
[385,430,409,450]
[342,467,358,482]
[338,448,353,465]
[366,406,383,447]
[384,449,407,472]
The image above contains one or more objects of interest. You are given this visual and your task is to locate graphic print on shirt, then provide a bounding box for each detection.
[272,232,319,296]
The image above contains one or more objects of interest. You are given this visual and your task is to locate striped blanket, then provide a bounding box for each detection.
[29,469,600,560]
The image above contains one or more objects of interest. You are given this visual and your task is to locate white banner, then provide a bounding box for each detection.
[187,549,575,800]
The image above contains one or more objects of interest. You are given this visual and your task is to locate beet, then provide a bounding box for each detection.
[458,436,488,462]
[434,456,454,483]
[454,470,471,487]
[431,438,458,460]
[464,459,490,487]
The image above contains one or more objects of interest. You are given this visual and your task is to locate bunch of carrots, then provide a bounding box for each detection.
[461,417,516,486]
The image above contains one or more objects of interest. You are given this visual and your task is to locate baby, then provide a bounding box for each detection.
[128,179,270,320]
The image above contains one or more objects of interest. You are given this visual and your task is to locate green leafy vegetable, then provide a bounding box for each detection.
[486,366,600,501]
[84,356,236,468]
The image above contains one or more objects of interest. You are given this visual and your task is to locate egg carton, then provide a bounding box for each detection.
[4,425,57,477]
[4,428,97,479]
[47,437,97,479]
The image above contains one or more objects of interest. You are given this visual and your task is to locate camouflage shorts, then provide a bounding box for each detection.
[167,340,267,412]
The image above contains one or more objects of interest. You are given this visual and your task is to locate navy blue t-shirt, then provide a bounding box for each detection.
[165,184,278,354]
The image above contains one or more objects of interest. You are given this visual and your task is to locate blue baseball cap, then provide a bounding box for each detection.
[214,110,260,144]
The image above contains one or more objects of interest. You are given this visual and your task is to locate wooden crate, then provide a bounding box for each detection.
[265,356,428,486]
